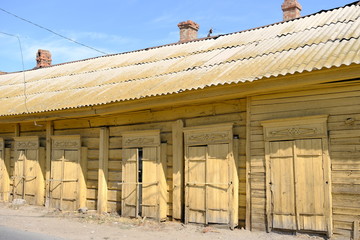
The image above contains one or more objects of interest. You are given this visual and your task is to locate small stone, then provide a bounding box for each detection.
[78,207,88,214]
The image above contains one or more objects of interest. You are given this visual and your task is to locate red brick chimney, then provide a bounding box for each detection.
[178,20,199,42]
[36,49,52,68]
[282,0,302,21]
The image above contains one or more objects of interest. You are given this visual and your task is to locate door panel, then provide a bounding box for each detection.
[295,139,326,232]
[269,141,296,230]
[207,144,229,224]
[142,147,158,218]
[14,151,24,199]
[24,150,37,204]
[62,150,78,210]
[50,149,79,211]
[187,146,206,224]
[122,148,138,217]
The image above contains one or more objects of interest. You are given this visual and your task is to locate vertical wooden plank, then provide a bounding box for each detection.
[354,220,359,240]
[232,139,239,229]
[36,147,45,205]
[3,148,11,202]
[159,143,168,221]
[45,121,53,207]
[14,124,20,137]
[322,137,333,238]
[172,120,184,220]
[78,147,87,209]
[142,147,158,218]
[98,127,109,213]
[122,148,138,217]
[264,141,271,232]
[245,97,251,230]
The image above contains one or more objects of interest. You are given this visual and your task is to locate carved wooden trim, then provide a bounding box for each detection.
[122,130,160,148]
[14,136,39,150]
[51,135,81,150]
[261,115,328,141]
[184,123,233,146]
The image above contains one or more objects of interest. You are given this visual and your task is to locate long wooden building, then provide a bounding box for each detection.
[0,1,359,239]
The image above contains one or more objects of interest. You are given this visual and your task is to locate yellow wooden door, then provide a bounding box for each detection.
[186,144,231,225]
[295,139,327,232]
[207,144,230,224]
[122,148,138,217]
[13,150,38,204]
[50,149,78,211]
[141,147,158,218]
[187,146,207,224]
[269,141,297,230]
[269,139,327,232]
[13,150,24,200]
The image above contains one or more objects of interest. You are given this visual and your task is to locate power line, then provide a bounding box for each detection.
[0,7,108,55]
[0,31,30,113]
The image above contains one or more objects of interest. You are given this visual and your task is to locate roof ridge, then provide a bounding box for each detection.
[1,1,357,75]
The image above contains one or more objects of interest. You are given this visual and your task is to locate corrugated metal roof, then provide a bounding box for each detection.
[0,2,359,116]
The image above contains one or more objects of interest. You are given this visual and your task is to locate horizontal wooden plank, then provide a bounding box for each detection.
[185,112,246,127]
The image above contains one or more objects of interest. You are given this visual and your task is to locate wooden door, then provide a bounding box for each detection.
[207,144,230,224]
[295,139,327,232]
[269,141,296,230]
[14,149,38,205]
[121,148,138,217]
[187,146,207,223]
[141,147,159,219]
[186,144,231,225]
[269,139,328,232]
[50,149,79,211]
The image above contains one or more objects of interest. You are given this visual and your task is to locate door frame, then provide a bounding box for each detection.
[121,130,167,221]
[13,136,44,205]
[49,135,85,211]
[261,115,332,237]
[183,123,238,229]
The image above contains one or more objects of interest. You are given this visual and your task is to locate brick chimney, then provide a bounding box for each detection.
[36,49,52,68]
[178,20,199,42]
[282,0,302,21]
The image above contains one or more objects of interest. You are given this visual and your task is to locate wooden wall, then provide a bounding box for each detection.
[0,98,247,226]
[249,81,360,239]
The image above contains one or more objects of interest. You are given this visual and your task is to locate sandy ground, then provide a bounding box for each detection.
[0,202,325,240]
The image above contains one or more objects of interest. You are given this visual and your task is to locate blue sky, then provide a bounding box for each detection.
[0,0,353,72]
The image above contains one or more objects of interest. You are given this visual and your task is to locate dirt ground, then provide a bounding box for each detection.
[0,202,325,240]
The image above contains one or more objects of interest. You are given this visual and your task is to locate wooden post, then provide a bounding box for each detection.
[45,121,53,207]
[78,147,87,208]
[231,138,239,229]
[159,143,168,221]
[245,97,252,230]
[36,147,46,205]
[172,120,184,220]
[354,220,359,240]
[97,127,109,213]
[3,148,11,202]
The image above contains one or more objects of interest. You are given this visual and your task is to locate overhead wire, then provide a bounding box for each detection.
[0,7,108,55]
[0,31,30,113]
